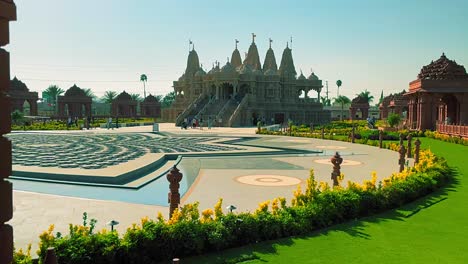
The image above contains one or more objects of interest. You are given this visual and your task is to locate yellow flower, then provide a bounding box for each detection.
[201,209,214,222]
[168,208,182,224]
[214,198,224,219]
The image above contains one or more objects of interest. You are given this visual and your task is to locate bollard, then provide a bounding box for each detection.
[379,130,383,148]
[167,166,183,218]
[351,125,355,143]
[43,247,58,264]
[330,152,343,187]
[399,133,404,146]
[398,144,406,172]
[414,138,421,164]
[407,134,413,158]
[321,127,325,139]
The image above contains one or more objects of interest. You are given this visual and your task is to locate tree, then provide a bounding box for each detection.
[387,113,401,128]
[320,96,331,106]
[334,95,351,121]
[11,110,24,125]
[130,93,142,102]
[356,89,374,104]
[155,95,163,102]
[43,85,64,113]
[101,91,117,104]
[376,90,384,106]
[83,88,98,102]
[336,80,342,97]
[140,74,148,99]
[161,91,176,108]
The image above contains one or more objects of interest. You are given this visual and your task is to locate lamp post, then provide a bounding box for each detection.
[107,220,119,231]
[226,205,237,213]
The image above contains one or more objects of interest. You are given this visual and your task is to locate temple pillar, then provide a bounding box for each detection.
[456,94,468,125]
[30,99,38,116]
[362,108,369,119]
[0,1,16,262]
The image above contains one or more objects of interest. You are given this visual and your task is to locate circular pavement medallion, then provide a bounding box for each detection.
[314,159,362,166]
[315,145,347,150]
[236,175,302,186]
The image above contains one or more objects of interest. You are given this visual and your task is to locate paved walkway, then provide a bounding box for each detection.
[8,124,404,252]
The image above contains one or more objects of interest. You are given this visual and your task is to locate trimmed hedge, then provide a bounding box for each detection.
[15,148,451,264]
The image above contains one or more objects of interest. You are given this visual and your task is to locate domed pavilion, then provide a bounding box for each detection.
[57,84,92,118]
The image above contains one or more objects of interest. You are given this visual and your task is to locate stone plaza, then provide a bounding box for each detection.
[9,124,403,252]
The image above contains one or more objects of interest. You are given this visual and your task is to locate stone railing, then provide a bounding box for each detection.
[436,124,468,138]
[215,98,234,122]
[228,94,248,127]
[175,94,204,125]
[195,96,214,118]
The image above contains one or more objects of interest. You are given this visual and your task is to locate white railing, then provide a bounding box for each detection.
[215,98,234,122]
[175,94,204,125]
[228,94,248,127]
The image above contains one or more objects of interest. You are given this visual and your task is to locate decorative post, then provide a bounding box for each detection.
[330,152,343,187]
[379,130,383,148]
[43,247,58,264]
[0,1,16,263]
[398,144,406,172]
[167,166,183,218]
[407,134,413,158]
[351,125,355,143]
[414,138,421,164]
[321,127,325,139]
[399,133,404,146]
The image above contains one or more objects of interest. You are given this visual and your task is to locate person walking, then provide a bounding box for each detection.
[107,117,113,130]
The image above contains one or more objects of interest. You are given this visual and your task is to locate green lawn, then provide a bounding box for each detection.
[187,138,467,264]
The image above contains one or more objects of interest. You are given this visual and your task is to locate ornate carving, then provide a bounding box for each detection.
[330,152,343,187]
[417,53,468,80]
[167,166,183,218]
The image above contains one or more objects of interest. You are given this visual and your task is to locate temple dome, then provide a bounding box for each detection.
[243,42,262,70]
[298,72,306,80]
[185,49,200,77]
[64,84,86,97]
[221,61,236,74]
[10,77,29,92]
[116,91,132,101]
[143,94,160,103]
[278,45,296,76]
[418,53,468,80]
[308,72,319,81]
[263,48,278,72]
[231,48,242,68]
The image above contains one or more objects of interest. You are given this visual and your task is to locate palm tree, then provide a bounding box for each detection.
[320,96,331,106]
[336,80,342,97]
[11,110,24,125]
[101,91,117,104]
[334,95,351,121]
[83,88,97,101]
[357,89,374,104]
[140,74,148,99]
[161,91,176,108]
[43,85,64,113]
[130,93,142,102]
[155,95,163,102]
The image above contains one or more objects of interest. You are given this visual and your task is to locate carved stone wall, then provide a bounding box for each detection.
[0,1,16,263]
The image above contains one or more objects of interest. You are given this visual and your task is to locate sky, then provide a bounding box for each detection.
[7,0,468,101]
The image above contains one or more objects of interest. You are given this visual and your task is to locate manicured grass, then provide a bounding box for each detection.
[187,138,467,264]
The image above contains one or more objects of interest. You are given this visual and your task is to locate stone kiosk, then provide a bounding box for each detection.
[140,94,161,118]
[379,91,408,120]
[164,35,330,126]
[112,91,137,117]
[9,77,38,115]
[405,53,468,130]
[349,95,369,120]
[0,0,16,262]
[57,84,92,118]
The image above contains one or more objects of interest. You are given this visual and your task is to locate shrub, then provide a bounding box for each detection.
[387,113,401,128]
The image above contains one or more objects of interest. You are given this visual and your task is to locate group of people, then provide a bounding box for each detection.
[67,116,94,130]
[181,116,216,130]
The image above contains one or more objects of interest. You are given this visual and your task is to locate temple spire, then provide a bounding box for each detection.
[252,33,256,43]
[235,39,239,49]
[269,38,272,49]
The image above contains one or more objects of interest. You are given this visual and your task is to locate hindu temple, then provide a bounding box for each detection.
[163,35,331,126]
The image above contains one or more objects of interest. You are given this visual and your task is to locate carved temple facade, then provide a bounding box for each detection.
[163,36,331,126]
[405,53,468,131]
[1,0,16,262]
[57,84,92,118]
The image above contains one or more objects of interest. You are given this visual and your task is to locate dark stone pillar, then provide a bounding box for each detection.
[167,166,183,218]
[379,130,383,148]
[407,134,412,158]
[0,1,16,263]
[331,152,343,187]
[351,125,355,143]
[399,144,406,172]
[414,138,421,164]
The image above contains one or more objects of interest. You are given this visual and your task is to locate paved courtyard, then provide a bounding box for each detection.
[9,123,403,252]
